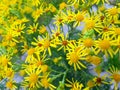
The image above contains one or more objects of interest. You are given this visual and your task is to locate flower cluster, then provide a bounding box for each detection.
[0,0,120,90]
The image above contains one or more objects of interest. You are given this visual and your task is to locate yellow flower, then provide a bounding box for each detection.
[27,23,38,34]
[12,18,29,25]
[24,67,41,88]
[106,6,120,21]
[31,37,43,51]
[67,0,85,5]
[73,11,86,27]
[83,16,102,34]
[21,41,29,53]
[51,27,63,41]
[0,55,11,66]
[107,7,120,16]
[66,46,87,71]
[93,76,107,86]
[9,41,16,47]
[0,0,11,17]
[22,6,33,14]
[107,66,120,90]
[42,38,56,56]
[4,68,14,79]
[53,57,62,64]
[49,4,57,13]
[12,24,26,36]
[78,38,95,58]
[40,74,56,90]
[41,65,48,73]
[109,25,120,39]
[57,34,70,52]
[86,55,101,65]
[65,78,84,90]
[93,19,112,38]
[87,80,95,88]
[54,12,65,26]
[32,34,56,56]
[6,80,17,90]
[31,53,48,68]
[78,38,94,52]
[92,0,109,5]
[28,48,35,55]
[62,10,75,23]
[32,6,44,21]
[94,36,115,58]
[31,0,40,7]
[59,2,67,10]
[99,5,106,12]
[0,29,3,35]
[73,3,79,9]
[42,39,50,48]
[3,29,18,44]
[87,67,110,88]
[26,47,40,63]
[39,25,47,34]
[83,38,94,48]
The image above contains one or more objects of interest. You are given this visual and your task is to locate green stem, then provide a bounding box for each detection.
[68,23,74,39]
[51,70,68,82]
[51,72,64,82]
[62,70,68,82]
[118,51,120,60]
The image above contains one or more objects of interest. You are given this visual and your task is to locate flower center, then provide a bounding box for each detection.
[91,56,101,65]
[55,32,60,37]
[59,2,67,10]
[58,18,63,23]
[6,81,13,89]
[41,65,48,73]
[112,73,120,83]
[86,20,95,29]
[27,48,35,55]
[36,61,43,67]
[108,8,118,15]
[6,34,12,40]
[39,26,46,34]
[38,43,42,47]
[41,78,49,88]
[100,16,105,21]
[32,28,36,32]
[103,27,109,32]
[36,9,42,15]
[83,38,93,47]
[70,52,79,63]
[76,14,84,21]
[96,77,102,84]
[2,58,8,66]
[17,29,21,32]
[44,40,50,48]
[99,40,110,50]
[29,73,38,84]
[24,45,28,49]
[62,40,68,46]
[6,71,13,77]
[118,44,120,48]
